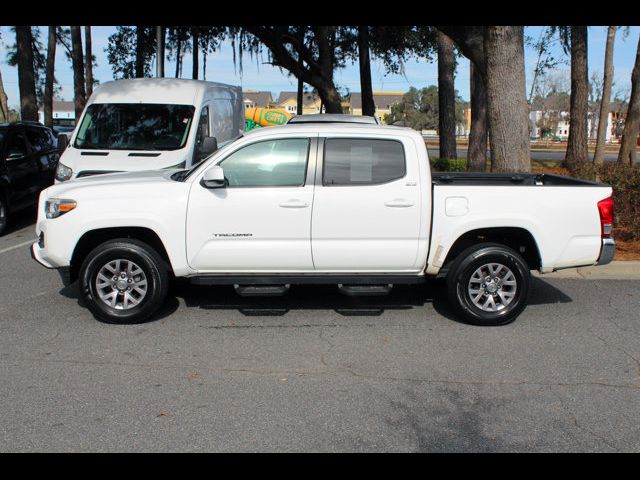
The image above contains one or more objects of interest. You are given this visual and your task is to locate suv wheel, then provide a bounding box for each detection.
[79,239,169,324]
[446,243,531,326]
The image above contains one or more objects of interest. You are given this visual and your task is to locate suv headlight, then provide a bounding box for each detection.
[45,198,77,219]
[55,163,73,182]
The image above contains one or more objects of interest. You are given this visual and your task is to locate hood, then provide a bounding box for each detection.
[46,169,180,198]
[59,147,190,178]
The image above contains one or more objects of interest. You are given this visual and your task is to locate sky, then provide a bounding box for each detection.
[1,26,639,109]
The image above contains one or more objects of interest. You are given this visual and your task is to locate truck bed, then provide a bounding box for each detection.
[432,172,604,187]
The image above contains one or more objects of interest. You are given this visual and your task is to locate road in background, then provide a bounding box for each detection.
[426,147,621,162]
[1,213,638,452]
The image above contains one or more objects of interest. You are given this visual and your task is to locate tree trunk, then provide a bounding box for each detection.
[84,26,94,98]
[192,27,199,80]
[44,26,57,128]
[617,36,640,165]
[296,27,304,115]
[135,26,145,78]
[358,26,375,117]
[437,30,457,160]
[565,26,589,167]
[594,26,616,165]
[156,26,165,77]
[175,39,181,78]
[0,69,9,122]
[484,26,530,172]
[15,26,39,122]
[70,26,86,122]
[468,61,488,171]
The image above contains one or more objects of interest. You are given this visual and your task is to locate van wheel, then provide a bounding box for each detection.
[0,195,8,236]
[446,243,530,326]
[79,239,169,324]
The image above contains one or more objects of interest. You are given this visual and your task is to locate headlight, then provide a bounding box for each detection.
[45,198,77,219]
[55,163,73,182]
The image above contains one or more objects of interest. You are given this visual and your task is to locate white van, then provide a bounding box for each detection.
[55,78,243,182]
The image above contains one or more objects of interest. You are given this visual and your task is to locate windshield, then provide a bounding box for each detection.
[74,103,195,151]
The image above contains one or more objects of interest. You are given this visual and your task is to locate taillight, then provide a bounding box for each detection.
[597,196,614,237]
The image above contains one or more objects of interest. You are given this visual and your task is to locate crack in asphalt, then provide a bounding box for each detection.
[2,356,638,391]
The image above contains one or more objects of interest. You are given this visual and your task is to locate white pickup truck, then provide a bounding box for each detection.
[31,116,615,326]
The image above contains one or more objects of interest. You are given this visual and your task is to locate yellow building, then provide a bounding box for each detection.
[348,91,405,120]
[276,91,323,115]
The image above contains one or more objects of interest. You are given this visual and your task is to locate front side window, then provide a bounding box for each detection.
[74,103,195,151]
[220,138,310,187]
[323,138,405,186]
[194,106,210,163]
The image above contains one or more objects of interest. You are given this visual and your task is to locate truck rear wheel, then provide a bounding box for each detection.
[0,195,8,236]
[79,239,169,324]
[446,243,530,326]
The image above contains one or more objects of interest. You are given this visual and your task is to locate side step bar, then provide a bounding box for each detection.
[338,284,393,296]
[234,284,290,297]
[191,274,426,286]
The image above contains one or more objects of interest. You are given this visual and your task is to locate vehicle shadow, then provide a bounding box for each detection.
[58,275,572,325]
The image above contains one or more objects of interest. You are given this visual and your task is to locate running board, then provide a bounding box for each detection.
[338,284,393,296]
[234,284,290,297]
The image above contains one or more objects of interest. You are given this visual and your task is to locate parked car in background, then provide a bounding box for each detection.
[54,78,244,182]
[0,122,64,235]
[32,116,615,325]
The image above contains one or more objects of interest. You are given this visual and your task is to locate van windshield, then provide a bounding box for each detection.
[74,103,195,151]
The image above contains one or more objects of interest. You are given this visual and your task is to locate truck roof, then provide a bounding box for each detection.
[87,78,239,106]
[243,121,419,139]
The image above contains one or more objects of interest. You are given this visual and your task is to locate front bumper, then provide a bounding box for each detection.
[30,242,55,269]
[596,237,615,266]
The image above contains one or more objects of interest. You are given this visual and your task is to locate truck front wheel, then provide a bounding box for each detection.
[79,239,169,324]
[446,243,531,326]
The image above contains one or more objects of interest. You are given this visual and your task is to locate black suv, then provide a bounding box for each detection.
[0,122,65,235]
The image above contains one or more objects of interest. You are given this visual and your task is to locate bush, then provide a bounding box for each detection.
[570,162,640,241]
[431,157,467,172]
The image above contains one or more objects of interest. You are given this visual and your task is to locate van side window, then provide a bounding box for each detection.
[220,138,310,187]
[323,138,406,186]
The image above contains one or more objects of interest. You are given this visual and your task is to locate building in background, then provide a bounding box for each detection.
[37,99,75,127]
[348,91,404,120]
[242,90,274,110]
[276,91,324,114]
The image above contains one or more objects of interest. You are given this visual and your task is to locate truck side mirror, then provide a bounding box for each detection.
[200,165,226,188]
[201,136,218,157]
[56,134,69,151]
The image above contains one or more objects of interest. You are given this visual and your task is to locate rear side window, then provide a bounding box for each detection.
[26,127,51,152]
[323,138,405,186]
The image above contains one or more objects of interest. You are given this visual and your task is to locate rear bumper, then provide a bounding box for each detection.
[596,237,615,266]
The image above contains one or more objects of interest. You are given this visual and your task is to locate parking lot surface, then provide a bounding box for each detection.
[1,211,639,452]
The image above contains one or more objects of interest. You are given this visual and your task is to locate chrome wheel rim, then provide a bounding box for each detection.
[0,201,6,227]
[95,259,148,310]
[467,263,517,312]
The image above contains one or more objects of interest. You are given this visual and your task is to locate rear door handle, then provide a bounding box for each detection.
[279,199,309,208]
[384,199,414,208]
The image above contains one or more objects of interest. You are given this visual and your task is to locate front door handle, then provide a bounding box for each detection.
[384,199,414,208]
[279,199,309,208]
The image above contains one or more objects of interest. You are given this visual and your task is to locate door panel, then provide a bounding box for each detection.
[5,129,39,209]
[187,137,316,272]
[311,137,423,272]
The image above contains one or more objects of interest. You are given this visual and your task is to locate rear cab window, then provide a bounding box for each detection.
[323,138,406,186]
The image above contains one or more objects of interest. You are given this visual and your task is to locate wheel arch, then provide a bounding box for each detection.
[70,227,174,283]
[440,227,542,273]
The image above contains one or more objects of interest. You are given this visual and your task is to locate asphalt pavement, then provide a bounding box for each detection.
[1,210,638,452]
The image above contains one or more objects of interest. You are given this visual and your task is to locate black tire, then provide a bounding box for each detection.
[446,243,531,326]
[0,194,8,236]
[79,239,169,324]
